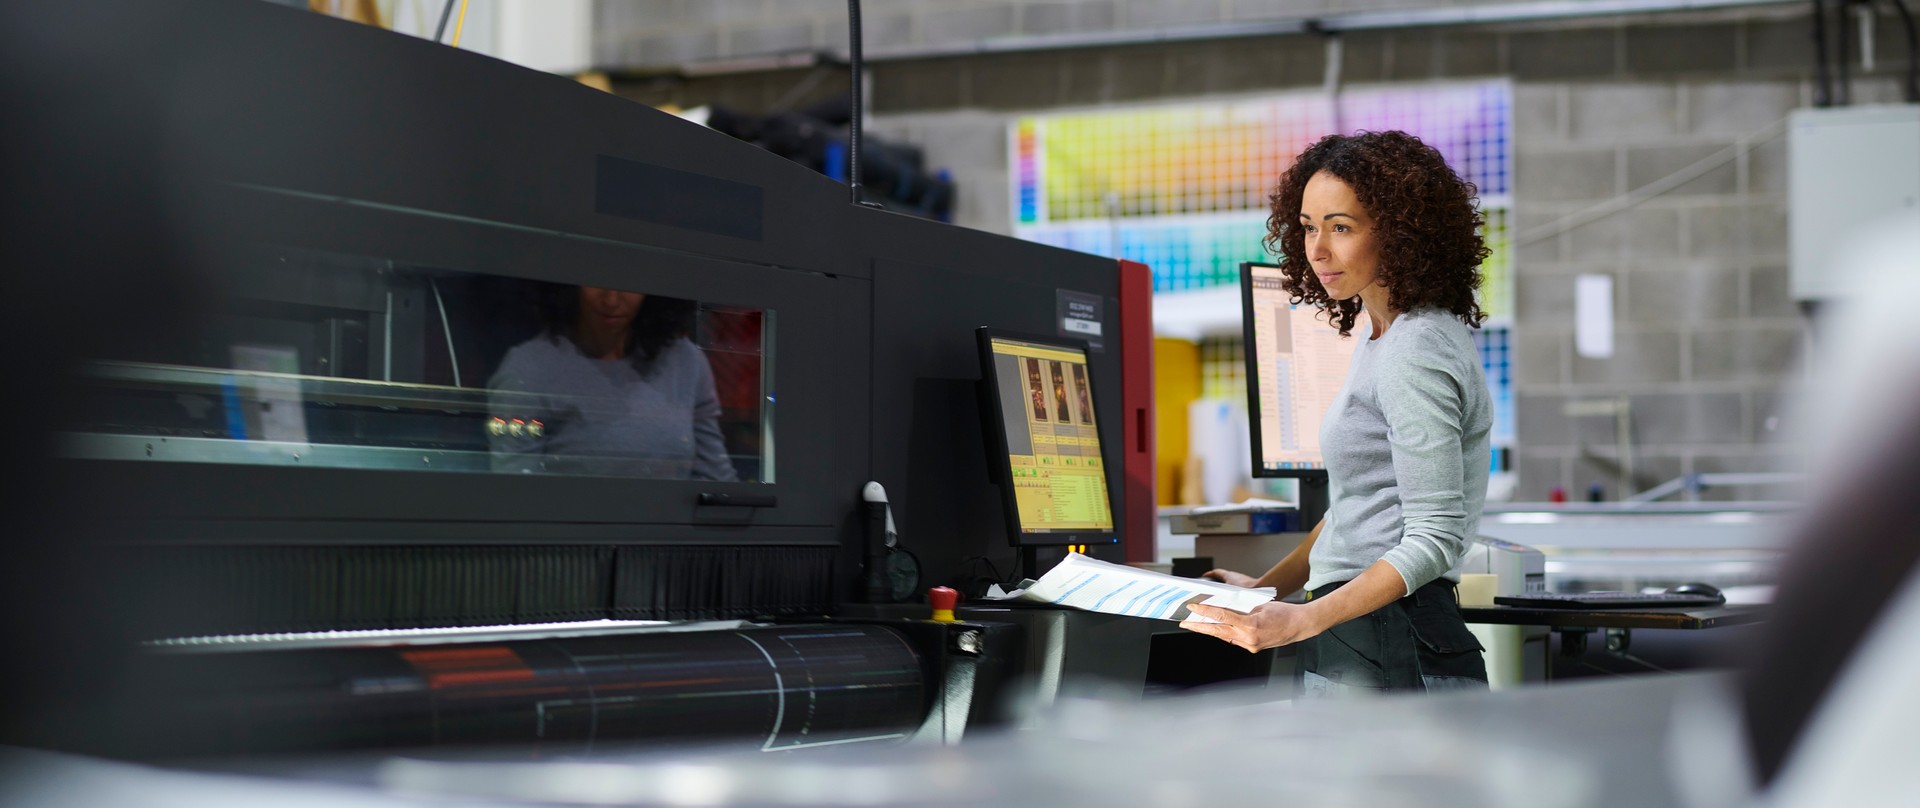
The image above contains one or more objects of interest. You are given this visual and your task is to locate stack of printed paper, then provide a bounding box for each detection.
[985,552,1274,623]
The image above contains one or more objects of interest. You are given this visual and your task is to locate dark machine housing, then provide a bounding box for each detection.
[10,0,1155,760]
[57,0,1154,635]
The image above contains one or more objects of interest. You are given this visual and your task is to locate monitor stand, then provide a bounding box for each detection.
[1021,546,1044,583]
[1297,477,1330,531]
[1020,545,1081,582]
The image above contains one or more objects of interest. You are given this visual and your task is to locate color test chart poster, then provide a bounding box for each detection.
[1010,80,1517,459]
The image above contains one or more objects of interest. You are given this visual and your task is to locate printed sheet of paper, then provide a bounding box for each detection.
[986,552,1275,622]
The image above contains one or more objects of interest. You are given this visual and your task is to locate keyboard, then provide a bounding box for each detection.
[1493,591,1725,609]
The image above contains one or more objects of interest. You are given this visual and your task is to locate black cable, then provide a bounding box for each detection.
[1836,0,1853,105]
[433,0,457,44]
[1814,0,1833,106]
[961,555,1008,585]
[1888,0,1920,101]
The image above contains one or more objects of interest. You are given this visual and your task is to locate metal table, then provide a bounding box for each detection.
[1460,603,1768,630]
[1461,603,1767,662]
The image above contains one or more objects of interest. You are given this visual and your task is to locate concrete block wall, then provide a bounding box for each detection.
[1510,78,1813,502]
[1485,11,1913,502]
[594,0,1524,70]
[609,3,1920,503]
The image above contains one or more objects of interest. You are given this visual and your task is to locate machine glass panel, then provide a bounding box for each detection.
[62,245,772,483]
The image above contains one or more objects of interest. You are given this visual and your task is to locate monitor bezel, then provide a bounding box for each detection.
[974,326,1121,548]
[1241,261,1333,481]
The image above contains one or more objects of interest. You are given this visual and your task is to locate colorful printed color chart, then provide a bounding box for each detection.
[1199,336,1246,402]
[1011,81,1514,321]
[1017,213,1270,292]
[1010,81,1518,475]
[1014,98,1336,223]
[1474,325,1516,448]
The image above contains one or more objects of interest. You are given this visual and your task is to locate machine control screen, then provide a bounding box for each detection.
[983,335,1114,536]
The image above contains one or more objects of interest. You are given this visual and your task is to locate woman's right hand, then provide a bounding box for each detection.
[1201,569,1259,588]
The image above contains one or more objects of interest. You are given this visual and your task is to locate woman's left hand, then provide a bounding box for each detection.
[1180,601,1324,653]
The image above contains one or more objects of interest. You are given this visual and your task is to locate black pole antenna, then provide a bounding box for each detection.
[1836,0,1853,105]
[1813,0,1833,106]
[847,0,874,207]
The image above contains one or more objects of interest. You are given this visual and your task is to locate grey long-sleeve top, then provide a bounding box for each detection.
[486,335,738,481]
[1306,306,1491,596]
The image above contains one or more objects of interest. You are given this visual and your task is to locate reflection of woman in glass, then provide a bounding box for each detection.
[1025,358,1048,421]
[1049,361,1070,422]
[1071,364,1094,425]
[487,285,737,480]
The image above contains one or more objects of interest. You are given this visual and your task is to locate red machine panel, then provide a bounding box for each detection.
[1117,259,1156,564]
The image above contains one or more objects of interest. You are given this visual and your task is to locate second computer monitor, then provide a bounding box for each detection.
[1241,261,1365,478]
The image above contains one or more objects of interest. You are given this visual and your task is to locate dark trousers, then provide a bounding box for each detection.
[1297,578,1490,698]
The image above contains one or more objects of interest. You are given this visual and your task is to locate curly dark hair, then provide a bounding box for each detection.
[1262,131,1489,337]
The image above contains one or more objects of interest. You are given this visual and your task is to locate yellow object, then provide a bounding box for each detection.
[1153,337,1200,506]
[307,0,386,27]
[575,71,613,93]
[450,0,470,47]
[931,608,956,623]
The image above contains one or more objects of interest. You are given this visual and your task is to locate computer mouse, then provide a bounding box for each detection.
[1666,582,1725,603]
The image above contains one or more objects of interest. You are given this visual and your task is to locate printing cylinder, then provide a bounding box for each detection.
[115,624,929,759]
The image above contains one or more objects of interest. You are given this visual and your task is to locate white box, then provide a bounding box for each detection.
[1790,105,1920,302]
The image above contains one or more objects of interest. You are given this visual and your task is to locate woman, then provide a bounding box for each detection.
[1181,131,1493,696]
[487,284,737,481]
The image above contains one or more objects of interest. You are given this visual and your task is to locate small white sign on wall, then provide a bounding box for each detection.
[1575,274,1615,359]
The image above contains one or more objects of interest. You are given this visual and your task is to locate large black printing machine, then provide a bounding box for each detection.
[1,0,1169,765]
[5,2,1920,806]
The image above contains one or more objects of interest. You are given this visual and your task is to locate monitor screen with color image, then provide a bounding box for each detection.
[976,328,1117,547]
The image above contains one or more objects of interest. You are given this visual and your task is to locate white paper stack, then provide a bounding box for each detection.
[985,552,1274,623]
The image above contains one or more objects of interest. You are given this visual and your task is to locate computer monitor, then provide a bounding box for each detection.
[975,328,1117,548]
[1241,261,1365,480]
